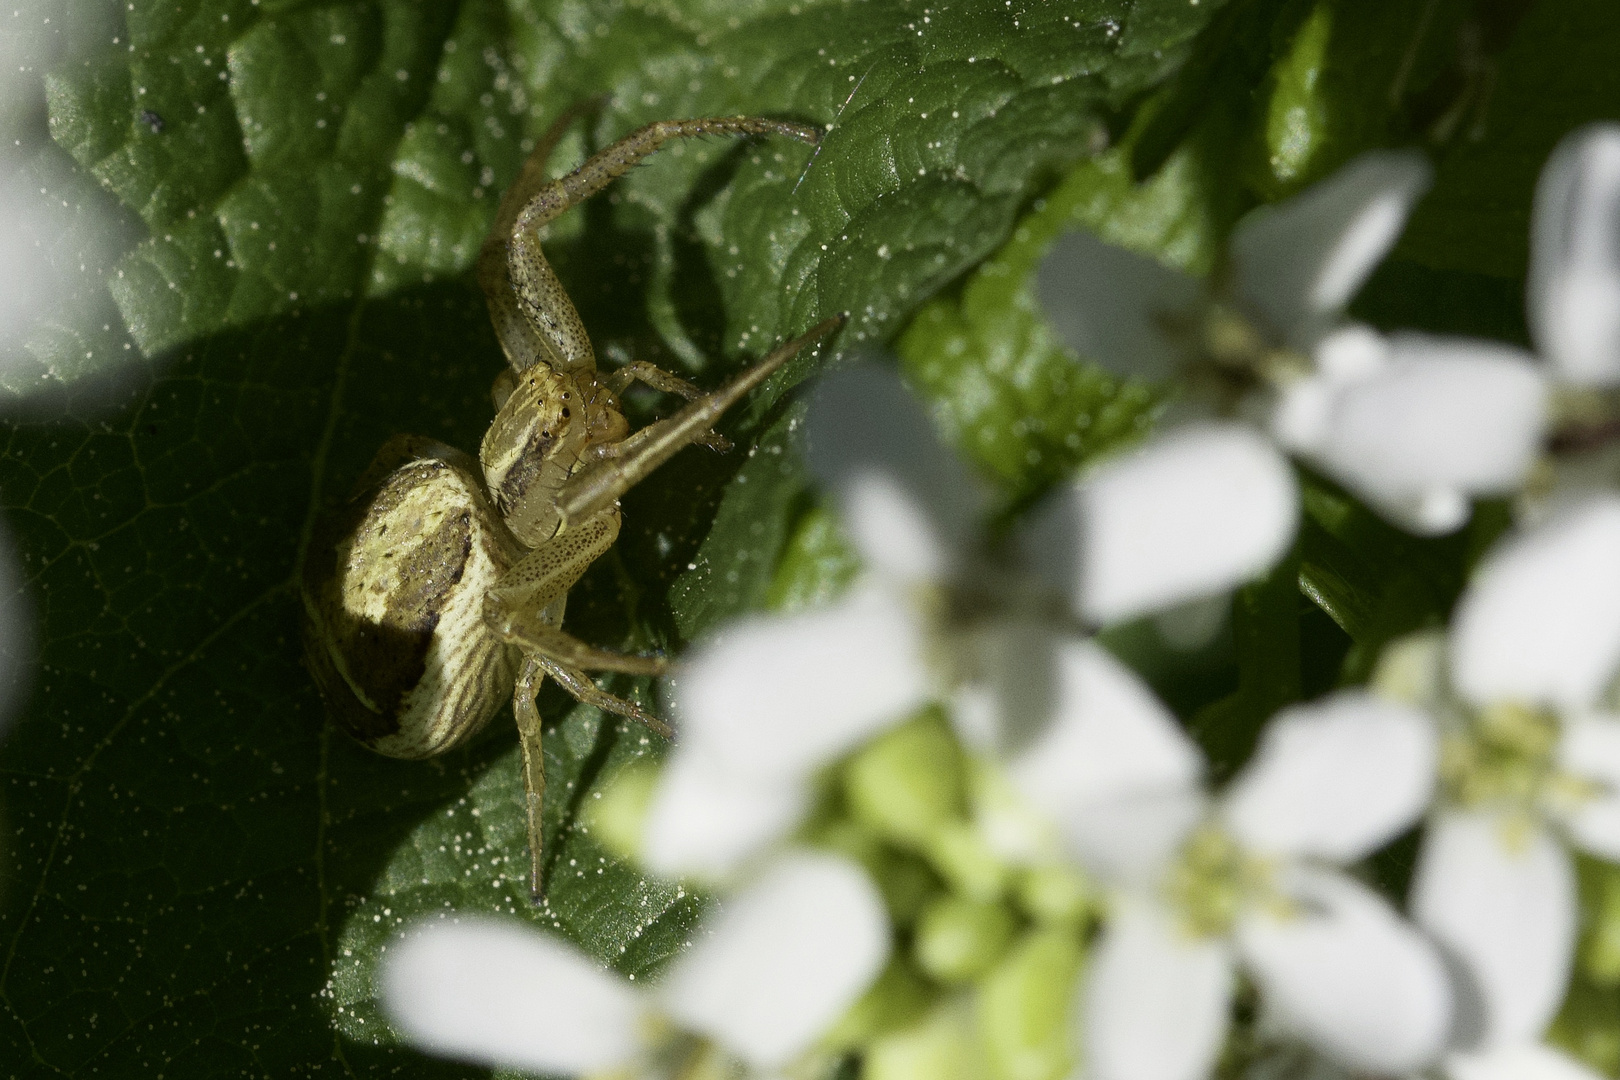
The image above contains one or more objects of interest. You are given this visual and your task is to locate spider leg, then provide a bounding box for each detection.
[604,361,730,452]
[483,507,668,674]
[558,315,846,529]
[479,99,604,375]
[604,361,707,399]
[513,654,548,903]
[485,508,620,616]
[536,656,673,739]
[492,115,822,375]
[492,615,669,676]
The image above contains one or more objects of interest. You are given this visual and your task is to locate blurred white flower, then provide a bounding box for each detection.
[641,365,961,881]
[1270,326,1546,533]
[644,366,1296,880]
[378,850,889,1076]
[1443,1042,1607,1080]
[1038,151,1549,535]
[1518,124,1620,514]
[1529,124,1620,389]
[643,580,933,879]
[1373,496,1620,1065]
[1012,637,1448,1080]
[1019,421,1297,628]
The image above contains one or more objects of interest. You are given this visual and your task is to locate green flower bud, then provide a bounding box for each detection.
[915,896,1018,984]
[822,957,936,1050]
[976,928,1084,1080]
[807,816,885,866]
[1547,977,1620,1077]
[864,998,991,1080]
[580,759,657,861]
[1582,860,1620,986]
[926,821,1011,902]
[878,853,946,927]
[846,711,966,848]
[1014,864,1093,926]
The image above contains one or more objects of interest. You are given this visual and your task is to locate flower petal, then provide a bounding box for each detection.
[1082,894,1234,1080]
[1529,123,1620,386]
[640,741,809,880]
[379,916,642,1074]
[1237,866,1451,1074]
[1558,713,1620,860]
[1023,423,1298,625]
[1447,1043,1609,1080]
[658,851,890,1070]
[672,580,930,778]
[1061,788,1208,890]
[1035,229,1201,380]
[1004,638,1204,881]
[802,363,984,580]
[1450,495,1620,709]
[1007,637,1203,797]
[1281,332,1547,535]
[1410,810,1577,1049]
[1222,691,1436,862]
[1231,150,1432,346]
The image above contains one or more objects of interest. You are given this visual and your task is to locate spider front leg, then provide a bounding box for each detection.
[487,114,821,375]
[532,656,669,733]
[605,362,731,452]
[558,315,847,529]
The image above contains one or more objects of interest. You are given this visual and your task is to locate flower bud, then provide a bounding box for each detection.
[1014,864,1093,926]
[845,712,967,848]
[977,928,1084,1080]
[915,896,1017,984]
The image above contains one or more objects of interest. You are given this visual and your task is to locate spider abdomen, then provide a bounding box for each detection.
[302,438,520,759]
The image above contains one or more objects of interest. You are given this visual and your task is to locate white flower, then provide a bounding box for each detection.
[1270,326,1546,533]
[1443,1042,1608,1080]
[1020,421,1298,627]
[643,580,932,879]
[377,851,889,1076]
[644,365,1297,880]
[1529,123,1620,388]
[1374,495,1620,1062]
[640,365,964,881]
[1228,151,1433,352]
[1038,150,1548,535]
[1519,124,1620,513]
[1012,637,1449,1080]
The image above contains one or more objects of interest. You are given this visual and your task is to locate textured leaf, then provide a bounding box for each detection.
[0,0,1228,1074]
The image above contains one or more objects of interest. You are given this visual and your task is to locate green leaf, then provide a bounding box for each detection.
[1396,0,1620,279]
[894,131,1226,504]
[0,0,1228,1073]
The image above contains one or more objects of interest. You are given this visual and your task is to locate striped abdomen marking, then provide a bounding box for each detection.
[302,440,519,759]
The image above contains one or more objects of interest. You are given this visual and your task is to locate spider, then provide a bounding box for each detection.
[301,106,841,900]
